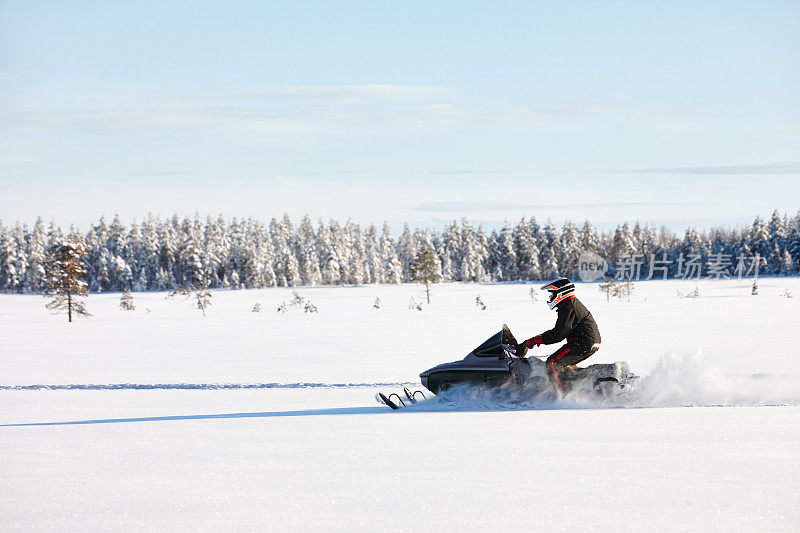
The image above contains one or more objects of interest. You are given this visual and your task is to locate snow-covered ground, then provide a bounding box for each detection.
[2,279,799,530]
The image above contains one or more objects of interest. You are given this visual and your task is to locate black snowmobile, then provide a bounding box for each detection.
[419,324,638,398]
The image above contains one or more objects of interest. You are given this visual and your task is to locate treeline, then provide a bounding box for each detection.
[0,210,798,293]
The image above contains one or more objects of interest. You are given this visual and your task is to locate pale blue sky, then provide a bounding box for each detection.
[1,1,798,231]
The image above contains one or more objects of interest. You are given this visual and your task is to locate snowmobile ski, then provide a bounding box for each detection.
[404,387,426,404]
[376,392,405,410]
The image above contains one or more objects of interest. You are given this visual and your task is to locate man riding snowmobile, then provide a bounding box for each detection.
[516,278,601,394]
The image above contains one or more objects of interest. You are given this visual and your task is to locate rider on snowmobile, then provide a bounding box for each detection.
[516,278,601,393]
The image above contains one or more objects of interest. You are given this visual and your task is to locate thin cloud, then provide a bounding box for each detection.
[1,107,319,133]
[634,162,800,175]
[191,85,446,104]
[429,170,514,175]
[129,171,202,176]
[411,201,718,213]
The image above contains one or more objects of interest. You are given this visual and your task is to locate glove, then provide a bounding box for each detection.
[525,335,543,349]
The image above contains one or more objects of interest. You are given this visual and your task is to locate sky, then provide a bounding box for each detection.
[1,0,799,232]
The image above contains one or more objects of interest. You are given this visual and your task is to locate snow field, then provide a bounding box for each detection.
[2,278,800,530]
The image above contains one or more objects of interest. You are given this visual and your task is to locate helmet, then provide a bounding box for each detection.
[541,278,575,310]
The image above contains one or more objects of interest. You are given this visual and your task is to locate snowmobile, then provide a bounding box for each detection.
[418,324,639,399]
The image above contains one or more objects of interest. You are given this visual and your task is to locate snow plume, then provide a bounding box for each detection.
[632,351,800,408]
[424,352,800,412]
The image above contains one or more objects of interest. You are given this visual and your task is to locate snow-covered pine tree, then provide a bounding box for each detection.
[788,209,800,272]
[498,222,518,281]
[317,219,338,285]
[229,269,240,289]
[158,221,178,289]
[486,229,502,281]
[24,217,48,293]
[514,217,541,281]
[768,210,788,274]
[12,222,29,293]
[474,225,489,282]
[106,214,128,289]
[282,214,302,286]
[438,244,453,282]
[749,216,771,271]
[258,222,278,288]
[135,267,147,291]
[580,219,600,253]
[297,215,321,286]
[397,223,417,282]
[610,223,636,267]
[780,249,794,276]
[540,220,561,279]
[380,222,402,284]
[559,221,580,279]
[459,220,488,282]
[365,225,384,285]
[120,288,135,310]
[44,235,91,322]
[179,228,205,287]
[329,219,350,284]
[347,221,369,285]
[201,215,222,287]
[0,222,20,292]
[441,221,463,280]
[125,220,143,277]
[142,214,162,289]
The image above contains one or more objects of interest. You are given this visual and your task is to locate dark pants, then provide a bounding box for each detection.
[546,339,600,392]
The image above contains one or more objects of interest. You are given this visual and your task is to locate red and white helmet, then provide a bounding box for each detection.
[541,278,576,310]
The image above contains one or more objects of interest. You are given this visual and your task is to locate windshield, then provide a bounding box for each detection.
[472,324,519,357]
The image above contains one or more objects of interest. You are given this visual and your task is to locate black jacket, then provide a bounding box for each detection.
[542,296,601,346]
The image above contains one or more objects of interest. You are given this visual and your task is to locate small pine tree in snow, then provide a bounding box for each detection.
[168,281,212,316]
[410,246,441,304]
[678,287,700,299]
[304,300,318,313]
[290,291,304,307]
[195,286,212,315]
[612,281,635,302]
[252,303,262,312]
[44,237,91,322]
[120,288,135,310]
[475,295,487,310]
[276,301,288,313]
[529,287,538,303]
[409,297,422,311]
[373,297,382,309]
[598,277,616,302]
[780,289,793,299]
[751,280,759,295]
